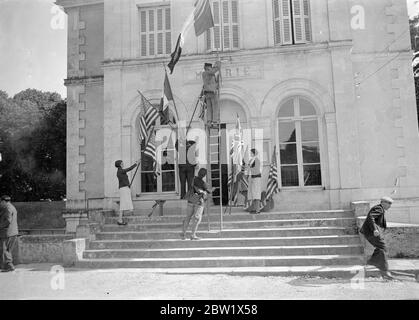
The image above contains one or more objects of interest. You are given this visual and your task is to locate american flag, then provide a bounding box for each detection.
[266,146,279,200]
[138,91,160,142]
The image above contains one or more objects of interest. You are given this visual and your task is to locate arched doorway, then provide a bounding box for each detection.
[132,104,179,198]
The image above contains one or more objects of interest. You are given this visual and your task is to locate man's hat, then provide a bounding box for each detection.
[204,63,212,68]
[0,195,11,201]
[381,196,394,204]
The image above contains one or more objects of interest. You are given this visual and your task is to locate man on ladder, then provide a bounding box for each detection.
[202,60,221,126]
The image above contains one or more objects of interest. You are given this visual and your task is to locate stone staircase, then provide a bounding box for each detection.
[76,207,365,271]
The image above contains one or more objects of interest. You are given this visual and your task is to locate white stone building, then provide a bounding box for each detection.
[57,0,419,224]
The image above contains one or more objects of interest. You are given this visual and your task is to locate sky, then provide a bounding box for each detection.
[0,0,418,99]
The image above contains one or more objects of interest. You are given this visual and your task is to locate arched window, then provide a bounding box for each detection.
[277,97,322,188]
[138,105,178,194]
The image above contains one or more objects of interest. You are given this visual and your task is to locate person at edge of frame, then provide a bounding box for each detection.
[0,195,19,272]
[359,196,396,280]
[181,168,212,241]
[115,159,140,226]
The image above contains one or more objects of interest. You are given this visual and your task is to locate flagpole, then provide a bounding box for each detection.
[186,88,203,137]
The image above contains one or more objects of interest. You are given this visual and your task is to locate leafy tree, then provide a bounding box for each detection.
[0,89,66,201]
[410,15,419,51]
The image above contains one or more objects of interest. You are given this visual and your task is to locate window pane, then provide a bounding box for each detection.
[165,8,171,30]
[279,143,297,164]
[149,10,154,31]
[140,11,147,32]
[157,9,163,30]
[278,99,294,117]
[279,122,296,143]
[301,120,318,142]
[281,166,299,187]
[165,32,171,53]
[157,33,163,54]
[232,25,239,48]
[161,150,175,171]
[299,98,316,116]
[214,26,221,49]
[162,172,176,192]
[304,164,322,186]
[223,26,230,48]
[302,142,320,163]
[149,34,155,55]
[141,173,157,193]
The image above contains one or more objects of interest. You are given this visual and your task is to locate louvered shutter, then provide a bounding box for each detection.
[222,1,231,49]
[291,0,304,43]
[149,10,155,55]
[281,0,292,44]
[140,10,147,56]
[231,0,239,49]
[213,1,221,50]
[157,8,163,54]
[165,7,171,53]
[302,0,311,42]
[273,0,281,44]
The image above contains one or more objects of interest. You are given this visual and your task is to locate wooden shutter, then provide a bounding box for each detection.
[302,0,311,42]
[149,10,155,55]
[291,0,304,43]
[273,0,281,44]
[222,0,231,50]
[281,0,292,45]
[157,8,163,54]
[165,7,171,54]
[211,0,221,51]
[140,10,147,56]
[231,0,239,49]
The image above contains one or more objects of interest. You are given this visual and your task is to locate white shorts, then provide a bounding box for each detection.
[119,186,134,211]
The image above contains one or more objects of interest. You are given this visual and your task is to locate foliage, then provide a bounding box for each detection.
[0,89,66,201]
[410,15,419,51]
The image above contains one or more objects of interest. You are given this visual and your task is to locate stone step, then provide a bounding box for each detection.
[114,209,353,218]
[89,235,362,250]
[76,254,365,269]
[95,226,356,240]
[104,210,354,224]
[101,218,356,232]
[83,244,363,259]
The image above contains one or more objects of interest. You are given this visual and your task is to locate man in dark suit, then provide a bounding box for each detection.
[0,195,19,272]
[360,196,395,280]
[176,137,198,199]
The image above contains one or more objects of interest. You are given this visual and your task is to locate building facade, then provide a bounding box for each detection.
[57,0,419,223]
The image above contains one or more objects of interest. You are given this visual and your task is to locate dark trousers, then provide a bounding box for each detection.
[1,236,17,269]
[179,165,195,199]
[365,235,389,271]
[204,92,220,122]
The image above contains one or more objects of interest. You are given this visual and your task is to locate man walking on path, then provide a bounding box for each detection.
[0,195,19,272]
[360,196,396,280]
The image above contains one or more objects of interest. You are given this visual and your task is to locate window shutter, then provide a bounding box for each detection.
[273,0,281,44]
[206,29,212,50]
[222,1,230,50]
[157,9,163,54]
[302,0,311,42]
[231,0,239,49]
[212,1,221,51]
[140,10,147,56]
[165,8,171,54]
[280,0,292,44]
[291,0,304,43]
[149,10,155,55]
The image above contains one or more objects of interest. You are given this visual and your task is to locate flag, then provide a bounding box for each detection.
[167,34,184,74]
[266,147,279,200]
[230,115,244,167]
[138,91,160,141]
[194,0,214,36]
[162,72,174,108]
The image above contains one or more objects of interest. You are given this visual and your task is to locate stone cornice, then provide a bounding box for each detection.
[102,40,354,69]
[64,75,104,87]
[55,0,103,9]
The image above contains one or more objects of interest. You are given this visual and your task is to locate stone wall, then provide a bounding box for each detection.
[12,235,74,264]
[357,217,419,259]
[14,201,66,229]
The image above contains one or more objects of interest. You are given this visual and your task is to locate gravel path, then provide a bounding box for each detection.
[0,264,418,300]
